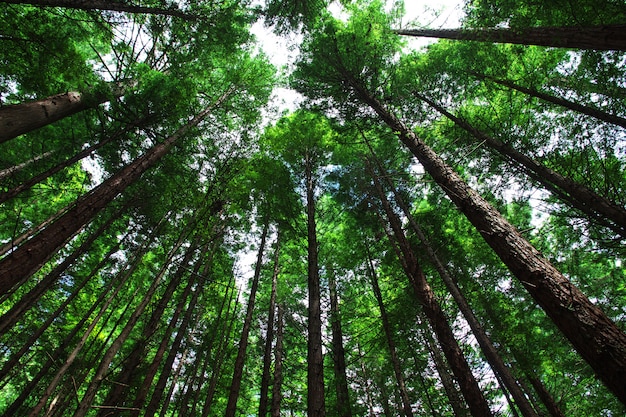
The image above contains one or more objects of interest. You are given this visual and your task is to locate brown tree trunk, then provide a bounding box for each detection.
[414,92,626,237]
[0,89,116,143]
[225,221,270,417]
[328,268,352,417]
[342,71,626,404]
[472,72,626,129]
[2,0,195,20]
[368,146,540,417]
[393,25,626,51]
[0,150,54,180]
[202,285,241,417]
[367,159,493,417]
[365,244,416,417]
[270,302,285,417]
[0,86,234,295]
[0,116,149,205]
[259,235,280,417]
[305,152,326,417]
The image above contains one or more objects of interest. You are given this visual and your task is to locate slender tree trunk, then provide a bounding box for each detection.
[0,116,149,205]
[259,234,280,417]
[342,70,626,404]
[143,280,202,417]
[367,159,493,417]
[414,92,626,237]
[305,153,326,417]
[356,343,377,417]
[97,237,200,415]
[0,206,126,337]
[225,221,270,417]
[0,86,234,295]
[2,0,196,20]
[526,375,566,417]
[270,302,285,417]
[328,268,352,417]
[392,25,626,51]
[202,285,241,417]
[365,244,416,417]
[368,146,540,417]
[416,314,469,417]
[0,150,54,180]
[471,72,626,129]
[0,89,117,143]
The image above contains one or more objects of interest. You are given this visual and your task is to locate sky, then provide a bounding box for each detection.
[250,0,465,112]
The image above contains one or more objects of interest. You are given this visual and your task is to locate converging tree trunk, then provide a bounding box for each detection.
[342,67,626,403]
[0,87,234,296]
[367,158,493,417]
[365,243,416,417]
[271,302,285,417]
[259,235,280,417]
[305,150,326,417]
[414,92,626,237]
[225,221,269,417]
[392,25,626,51]
[328,268,353,417]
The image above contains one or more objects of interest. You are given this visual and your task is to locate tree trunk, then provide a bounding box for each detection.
[0,86,234,295]
[368,146,540,417]
[392,25,626,51]
[259,235,280,417]
[0,116,149,205]
[414,92,626,237]
[202,285,240,417]
[2,0,196,20]
[270,302,285,417]
[343,71,626,404]
[305,152,326,417]
[365,244,416,417]
[0,150,54,180]
[225,221,269,417]
[328,268,352,417]
[0,89,116,143]
[367,159,493,417]
[472,72,626,129]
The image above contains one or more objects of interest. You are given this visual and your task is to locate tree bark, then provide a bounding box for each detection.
[0,89,115,143]
[2,0,196,20]
[367,159,493,417]
[0,150,54,180]
[225,221,269,417]
[270,302,285,417]
[328,268,352,417]
[414,92,626,237]
[0,86,234,295]
[392,25,626,51]
[365,243,416,417]
[342,70,626,404]
[259,235,280,417]
[368,145,540,417]
[305,151,326,417]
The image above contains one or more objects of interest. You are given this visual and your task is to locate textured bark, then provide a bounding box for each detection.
[328,269,352,417]
[270,302,285,417]
[393,25,626,51]
[365,245,415,417]
[415,92,626,237]
[344,71,626,404]
[305,152,326,417]
[0,87,234,295]
[2,0,196,19]
[369,148,540,417]
[225,222,269,417]
[368,160,493,417]
[259,236,280,417]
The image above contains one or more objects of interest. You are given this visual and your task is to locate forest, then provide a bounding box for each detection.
[0,0,625,416]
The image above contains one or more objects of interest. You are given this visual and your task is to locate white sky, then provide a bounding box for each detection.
[250,0,464,112]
